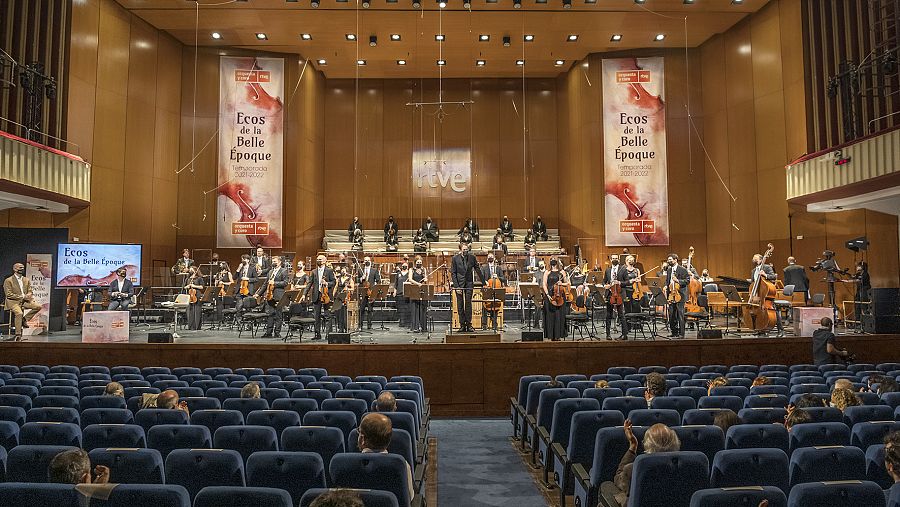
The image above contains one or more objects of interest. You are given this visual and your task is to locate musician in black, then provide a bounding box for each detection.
[459,218,480,241]
[348,216,363,241]
[854,261,871,320]
[214,262,234,322]
[412,229,428,253]
[333,265,350,332]
[622,255,641,314]
[481,254,506,331]
[234,254,257,304]
[541,258,569,341]
[291,259,308,290]
[385,229,399,252]
[783,256,809,303]
[383,216,398,242]
[524,229,537,251]
[499,215,514,241]
[532,215,548,241]
[257,256,288,338]
[492,234,509,255]
[451,242,485,332]
[394,263,410,329]
[307,254,335,340]
[603,254,628,340]
[664,254,690,338]
[356,256,381,330]
[458,227,474,245]
[422,216,439,242]
[184,266,205,330]
[409,257,428,332]
[107,268,134,312]
[251,247,271,291]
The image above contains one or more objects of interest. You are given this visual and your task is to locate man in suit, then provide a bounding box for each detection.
[257,256,289,338]
[749,253,782,335]
[783,256,809,303]
[171,249,193,282]
[665,254,690,338]
[422,216,439,242]
[603,254,628,340]
[481,254,506,331]
[307,254,335,341]
[499,215,514,241]
[532,215,548,241]
[250,246,271,290]
[3,262,41,341]
[356,256,381,330]
[383,216,398,242]
[523,248,539,271]
[492,234,509,255]
[451,242,485,332]
[348,216,363,241]
[459,217,480,241]
[107,267,134,312]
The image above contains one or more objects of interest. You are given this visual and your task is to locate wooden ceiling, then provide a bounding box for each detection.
[115,0,768,78]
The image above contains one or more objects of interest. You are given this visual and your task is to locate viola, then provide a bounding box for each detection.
[550,282,566,307]
[264,280,275,301]
[320,278,331,305]
[608,281,624,305]
[188,287,198,304]
[239,279,250,296]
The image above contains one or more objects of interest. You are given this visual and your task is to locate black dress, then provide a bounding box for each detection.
[543,270,566,340]
[622,267,640,314]
[410,268,428,332]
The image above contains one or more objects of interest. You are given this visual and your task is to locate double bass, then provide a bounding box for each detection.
[685,246,703,313]
[742,243,778,331]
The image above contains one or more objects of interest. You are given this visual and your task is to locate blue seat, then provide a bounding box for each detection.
[82,424,147,450]
[690,487,787,507]
[787,480,886,507]
[790,384,830,395]
[628,451,710,506]
[191,380,227,391]
[744,394,789,409]
[710,386,750,398]
[672,425,725,465]
[309,382,345,396]
[628,408,680,427]
[252,375,282,387]
[698,396,743,412]
[291,388,334,407]
[287,375,319,385]
[10,375,43,386]
[89,447,165,484]
[738,407,788,424]
[700,365,727,374]
[567,380,596,393]
[382,412,418,443]
[536,398,600,483]
[729,365,760,374]
[725,424,789,453]
[789,422,851,452]
[528,388,580,457]
[692,373,720,380]
[246,451,326,506]
[205,387,243,404]
[335,389,377,406]
[0,483,81,504]
[281,426,345,483]
[190,409,245,436]
[864,444,892,489]
[386,390,423,417]
[6,444,77,482]
[390,376,423,389]
[169,387,204,399]
[790,376,825,386]
[213,425,279,462]
[0,420,19,451]
[608,380,641,391]
[330,453,413,507]
[0,385,39,398]
[789,446,866,487]
[27,407,80,425]
[267,368,297,378]
[355,375,389,387]
[321,398,369,422]
[20,421,82,447]
[215,374,247,385]
[573,425,650,507]
[851,421,900,449]
[321,376,353,387]
[607,366,637,377]
[38,386,79,397]
[194,486,292,507]
[269,381,305,393]
[665,373,691,384]
[80,395,128,411]
[669,366,699,375]
[882,392,900,409]
[153,380,189,391]
[81,386,107,397]
[119,380,152,389]
[800,406,843,423]
[299,488,399,507]
[164,448,245,501]
[670,386,707,402]
[601,396,647,418]
[147,424,212,459]
[638,366,667,374]
[222,398,270,420]
[551,410,624,504]
[590,374,623,382]
[347,428,416,472]
[203,367,233,377]
[750,385,790,396]
[272,398,320,420]
[134,408,189,432]
[48,365,79,375]
[726,372,757,381]
[626,387,647,398]
[79,366,111,375]
[650,395,696,415]
[146,374,179,383]
[710,448,790,492]
[296,368,327,379]
[843,405,894,426]
[141,367,171,377]
[178,373,211,383]
[302,411,358,442]
[581,387,624,407]
[247,409,303,436]
[81,408,134,427]
[0,406,26,426]
[182,397,221,412]
[123,387,160,400]
[682,408,731,426]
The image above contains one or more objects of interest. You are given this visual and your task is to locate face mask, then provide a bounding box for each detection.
[488,259,494,264]
[611,259,619,266]
[317,260,325,266]
[16,268,25,275]
[416,263,422,268]
[365,261,371,266]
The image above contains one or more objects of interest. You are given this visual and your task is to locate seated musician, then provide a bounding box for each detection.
[681,258,699,278]
[412,229,428,253]
[422,216,439,242]
[748,253,783,336]
[499,215,514,241]
[492,234,509,255]
[348,216,363,241]
[172,249,193,276]
[107,267,134,312]
[384,216,398,242]
[698,269,714,285]
[352,228,364,251]
[481,254,506,331]
[458,217,479,241]
[385,228,399,252]
[523,248,539,271]
[524,229,537,250]
[458,227,474,245]
[532,215,548,241]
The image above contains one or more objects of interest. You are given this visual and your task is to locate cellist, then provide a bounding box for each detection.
[664,254,690,339]
[481,254,506,331]
[748,253,783,336]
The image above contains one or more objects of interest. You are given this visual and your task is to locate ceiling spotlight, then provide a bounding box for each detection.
[562,0,571,8]
[555,60,565,65]
[317,59,327,65]
[464,0,471,7]
[362,0,370,6]
[516,59,525,65]
[369,35,377,46]
[413,0,420,6]
[634,0,645,3]
[732,0,744,3]
[311,0,319,6]
[654,33,665,41]
[479,34,490,41]
[513,0,521,8]
[391,34,401,41]
[567,34,578,42]
[255,33,268,40]
[524,34,534,42]
[503,36,511,47]
[611,34,622,41]
[476,60,486,66]
[435,34,445,41]
[346,34,357,41]
[211,32,223,40]
[683,0,694,3]
[357,60,366,65]
[301,33,312,40]
[437,59,446,66]
[397,60,407,65]
[439,0,447,7]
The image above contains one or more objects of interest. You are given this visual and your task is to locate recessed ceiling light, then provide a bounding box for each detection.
[437,59,446,66]
[683,0,694,3]
[211,32,223,40]
[362,0,370,6]
[479,34,490,41]
[555,60,565,66]
[503,36,511,47]
[255,33,268,40]
[439,0,447,7]
[357,60,366,65]
[346,34,357,41]
[317,59,327,65]
[516,59,525,66]
[369,35,377,47]
[524,34,534,42]
[732,0,744,3]
[567,34,578,42]
[391,34,401,41]
[634,0,645,3]
[476,60,486,66]
[611,34,622,42]
[562,0,571,8]
[513,0,521,8]
[413,0,421,6]
[397,60,407,65]
[654,33,666,41]
[435,34,445,41]
[300,33,312,40]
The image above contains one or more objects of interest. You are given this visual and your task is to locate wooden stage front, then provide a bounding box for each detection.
[2,334,897,417]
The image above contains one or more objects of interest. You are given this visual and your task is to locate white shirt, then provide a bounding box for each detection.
[318,267,324,281]
[14,274,24,295]
[611,265,618,279]
[270,267,279,280]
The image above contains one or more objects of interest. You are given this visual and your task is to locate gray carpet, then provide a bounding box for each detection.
[431,419,548,507]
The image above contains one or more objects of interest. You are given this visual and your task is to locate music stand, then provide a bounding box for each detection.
[586,284,606,339]
[587,271,603,285]
[328,291,347,338]
[132,287,149,327]
[481,286,506,332]
[648,287,669,339]
[371,282,391,332]
[519,272,535,283]
[519,283,543,333]
[720,285,743,335]
[405,283,435,343]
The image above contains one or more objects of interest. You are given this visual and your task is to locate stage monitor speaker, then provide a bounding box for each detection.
[698,329,723,339]
[148,332,173,343]
[861,314,900,334]
[521,331,543,342]
[327,333,351,344]
[872,288,899,317]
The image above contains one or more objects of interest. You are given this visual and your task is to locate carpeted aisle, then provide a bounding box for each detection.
[431,419,548,507]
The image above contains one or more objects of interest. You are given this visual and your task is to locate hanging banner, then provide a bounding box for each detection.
[602,57,670,246]
[24,253,52,335]
[217,56,284,248]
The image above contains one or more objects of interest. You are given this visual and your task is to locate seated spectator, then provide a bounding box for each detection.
[784,406,812,431]
[830,387,860,412]
[375,391,397,412]
[140,389,190,415]
[707,376,728,396]
[310,489,365,507]
[713,410,741,435]
[793,393,827,409]
[644,372,666,408]
[241,382,261,399]
[886,430,899,485]
[547,379,563,388]
[600,421,681,507]
[877,377,899,395]
[104,382,124,397]
[751,376,770,387]
[594,379,609,389]
[48,449,110,485]
[357,413,414,500]
[833,378,855,391]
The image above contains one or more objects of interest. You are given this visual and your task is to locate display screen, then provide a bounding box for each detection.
[56,243,142,287]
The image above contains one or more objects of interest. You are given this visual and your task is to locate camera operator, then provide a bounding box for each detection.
[812,317,853,366]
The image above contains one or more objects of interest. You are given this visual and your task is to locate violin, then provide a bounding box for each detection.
[320,277,331,305]
[666,265,683,304]
[239,279,250,296]
[550,281,566,307]
[608,281,624,305]
[264,280,275,301]
[188,281,198,304]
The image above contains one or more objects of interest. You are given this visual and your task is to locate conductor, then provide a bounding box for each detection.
[451,242,485,333]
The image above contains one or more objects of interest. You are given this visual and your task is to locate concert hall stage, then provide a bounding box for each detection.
[2,331,897,417]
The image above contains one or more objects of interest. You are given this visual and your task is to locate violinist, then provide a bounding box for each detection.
[256,256,288,338]
[306,254,335,341]
[422,216,439,242]
[356,256,381,330]
[214,262,234,322]
[541,258,568,340]
[333,265,351,332]
[748,253,782,335]
[348,216,363,241]
[385,229,399,252]
[395,263,410,329]
[184,266,205,330]
[412,229,428,253]
[458,218,480,241]
[664,254,690,338]
[603,254,628,340]
[384,216,398,242]
[291,259,309,290]
[499,215,514,241]
[410,257,428,332]
[622,255,642,314]
[250,247,271,290]
[234,255,256,303]
[481,254,506,331]
[532,215,548,241]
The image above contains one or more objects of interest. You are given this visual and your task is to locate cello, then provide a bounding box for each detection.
[742,243,778,332]
[484,275,504,312]
[685,246,703,313]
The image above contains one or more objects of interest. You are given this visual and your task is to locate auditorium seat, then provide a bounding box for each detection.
[81,386,107,397]
[750,385,790,396]
[744,394,789,409]
[321,375,353,387]
[335,389,377,406]
[269,381,305,393]
[193,486,292,507]
[581,387,624,407]
[329,453,415,507]
[626,387,647,398]
[20,421,82,447]
[670,386,707,402]
[26,407,80,425]
[146,374,178,383]
[608,380,641,391]
[698,395,743,412]
[89,447,165,484]
[178,373,210,384]
[0,483,80,505]
[738,407,788,424]
[700,365,727,375]
[246,451,326,505]
[527,388,580,462]
[843,405,895,426]
[672,425,725,465]
[213,425,279,462]
[246,409,303,437]
[650,395,696,415]
[573,425,649,507]
[134,408,189,432]
[297,368,328,380]
[302,411,357,442]
[38,386,79,398]
[789,446,866,487]
[191,380,227,391]
[0,406,26,426]
[682,408,731,426]
[789,422,851,452]
[205,387,243,404]
[0,420,18,451]
[0,385,39,399]
[850,420,900,449]
[190,409,245,435]
[6,445,77,482]
[625,373,647,384]
[308,381,344,396]
[321,398,369,422]
[215,374,247,385]
[690,486,787,507]
[864,444,893,489]
[291,388,334,407]
[82,424,147,450]
[272,398,320,421]
[222,397,270,420]
[164,448,245,500]
[800,406,843,423]
[347,428,417,479]
[551,410,624,507]
[710,386,750,398]
[519,380,551,447]
[628,408,681,427]
[725,424,790,453]
[665,373,691,384]
[787,480,885,507]
[80,395,128,411]
[281,426,346,483]
[152,380,189,391]
[566,380,596,394]
[181,397,221,413]
[147,424,212,459]
[300,488,399,507]
[710,448,790,492]
[590,373,623,382]
[81,408,134,427]
[601,396,647,418]
[536,398,600,484]
[627,451,710,506]
[267,368,296,379]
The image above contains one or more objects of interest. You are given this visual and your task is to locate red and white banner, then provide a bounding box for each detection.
[217,56,284,248]
[24,253,51,335]
[602,57,670,246]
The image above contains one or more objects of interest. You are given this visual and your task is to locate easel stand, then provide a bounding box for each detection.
[518,283,543,340]
[406,283,435,343]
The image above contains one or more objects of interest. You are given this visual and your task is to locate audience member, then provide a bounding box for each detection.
[866,374,885,392]
[140,389,190,415]
[104,382,124,397]
[830,387,861,412]
[877,377,899,395]
[375,391,397,412]
[784,407,812,431]
[599,421,680,507]
[310,489,365,507]
[48,449,110,485]
[594,379,609,389]
[241,382,261,399]
[357,413,414,499]
[833,378,855,391]
[547,379,563,388]
[707,376,728,396]
[793,393,827,409]
[751,376,770,387]
[644,372,666,408]
[885,430,900,485]
[713,410,741,435]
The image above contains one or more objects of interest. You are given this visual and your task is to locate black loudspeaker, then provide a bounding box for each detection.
[872,288,900,316]
[327,333,351,344]
[861,314,900,334]
[698,329,723,339]
[521,331,544,342]
[148,332,173,343]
